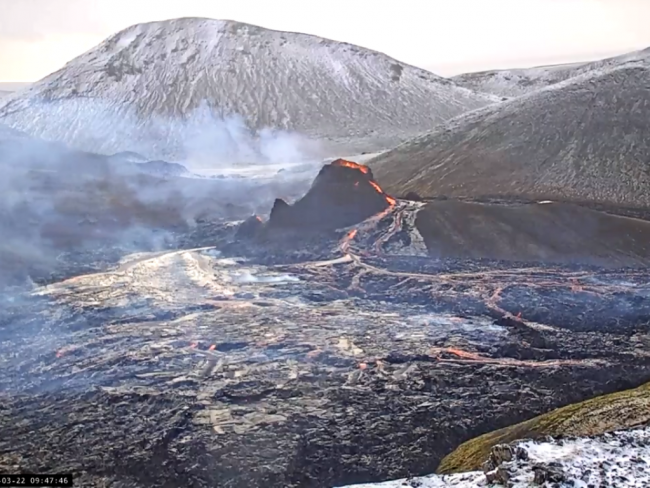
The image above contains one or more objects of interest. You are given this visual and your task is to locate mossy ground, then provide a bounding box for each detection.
[437,381,650,474]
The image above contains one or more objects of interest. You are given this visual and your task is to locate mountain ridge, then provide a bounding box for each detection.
[0,18,498,161]
[369,55,650,208]
[452,46,650,97]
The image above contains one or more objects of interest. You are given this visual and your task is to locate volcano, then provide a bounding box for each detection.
[3,159,650,487]
[239,159,395,237]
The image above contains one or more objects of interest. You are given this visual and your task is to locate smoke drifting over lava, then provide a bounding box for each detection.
[0,121,321,288]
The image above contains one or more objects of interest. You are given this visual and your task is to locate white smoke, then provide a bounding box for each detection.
[0,112,322,288]
[0,97,324,167]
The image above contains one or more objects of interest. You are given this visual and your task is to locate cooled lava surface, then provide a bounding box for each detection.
[2,160,650,488]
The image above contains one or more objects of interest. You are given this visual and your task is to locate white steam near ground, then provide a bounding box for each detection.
[0,134,173,287]
[0,109,325,288]
[0,97,325,166]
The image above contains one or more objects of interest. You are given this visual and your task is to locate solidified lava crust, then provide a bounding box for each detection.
[2,163,650,487]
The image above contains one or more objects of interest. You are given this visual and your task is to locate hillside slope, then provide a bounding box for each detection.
[370,59,650,208]
[437,381,650,474]
[414,200,650,268]
[0,18,496,160]
[452,47,650,97]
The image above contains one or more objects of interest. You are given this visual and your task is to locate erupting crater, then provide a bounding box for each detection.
[237,159,395,239]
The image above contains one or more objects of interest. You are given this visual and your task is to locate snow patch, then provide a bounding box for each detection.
[116,29,139,49]
[339,426,650,488]
[230,271,300,284]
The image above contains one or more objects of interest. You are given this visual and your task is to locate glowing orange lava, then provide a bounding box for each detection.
[190,342,198,349]
[332,159,370,174]
[369,180,384,193]
[209,344,216,351]
[432,346,586,369]
[446,348,482,360]
[340,229,358,252]
[354,181,360,187]
[367,179,397,205]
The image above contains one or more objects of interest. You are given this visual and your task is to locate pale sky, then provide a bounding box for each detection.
[1,0,649,82]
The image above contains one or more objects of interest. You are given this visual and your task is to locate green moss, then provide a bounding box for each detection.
[437,382,650,474]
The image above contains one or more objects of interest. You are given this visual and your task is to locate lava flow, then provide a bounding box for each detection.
[368,180,397,206]
[331,158,370,174]
[340,229,358,252]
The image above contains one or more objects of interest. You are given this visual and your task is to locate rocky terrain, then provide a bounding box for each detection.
[438,380,650,475]
[342,425,650,487]
[2,161,650,487]
[0,18,497,160]
[414,199,650,268]
[370,50,650,208]
[1,18,650,486]
[347,381,650,486]
[452,47,650,97]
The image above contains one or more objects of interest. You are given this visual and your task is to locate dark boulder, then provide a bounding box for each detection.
[404,191,423,201]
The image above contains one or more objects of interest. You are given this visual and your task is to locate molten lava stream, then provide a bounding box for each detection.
[446,347,482,360]
[336,168,397,256]
[366,179,397,207]
[369,180,383,193]
[331,159,370,174]
[340,229,358,253]
[433,347,591,368]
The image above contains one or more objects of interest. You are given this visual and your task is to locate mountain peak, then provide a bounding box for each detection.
[0,17,497,160]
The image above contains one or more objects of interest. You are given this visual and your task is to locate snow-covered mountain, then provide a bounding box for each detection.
[0,18,497,161]
[0,82,30,100]
[370,51,650,208]
[0,82,31,92]
[453,47,650,97]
